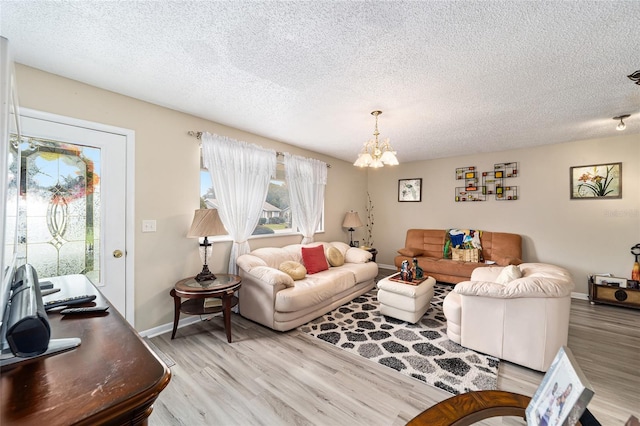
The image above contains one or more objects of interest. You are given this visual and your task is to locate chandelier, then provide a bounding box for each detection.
[353,110,399,168]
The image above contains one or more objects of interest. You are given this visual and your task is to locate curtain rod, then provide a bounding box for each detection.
[188,130,331,167]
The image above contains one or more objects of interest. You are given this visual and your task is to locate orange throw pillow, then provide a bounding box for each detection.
[301,245,329,274]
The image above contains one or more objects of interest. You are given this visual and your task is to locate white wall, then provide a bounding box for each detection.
[15,64,638,332]
[368,134,640,294]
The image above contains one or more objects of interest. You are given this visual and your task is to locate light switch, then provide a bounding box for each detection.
[142,220,156,233]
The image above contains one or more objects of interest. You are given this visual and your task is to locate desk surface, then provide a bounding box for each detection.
[1,275,171,425]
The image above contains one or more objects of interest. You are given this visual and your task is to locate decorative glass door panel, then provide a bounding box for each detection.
[20,138,101,284]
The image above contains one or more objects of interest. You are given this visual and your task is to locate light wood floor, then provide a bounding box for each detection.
[149,273,640,425]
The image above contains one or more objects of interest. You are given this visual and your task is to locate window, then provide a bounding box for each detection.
[200,159,323,237]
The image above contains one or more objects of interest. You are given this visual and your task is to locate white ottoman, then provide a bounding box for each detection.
[377,275,436,323]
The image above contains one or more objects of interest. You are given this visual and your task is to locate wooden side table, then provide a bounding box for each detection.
[589,279,640,310]
[170,274,241,343]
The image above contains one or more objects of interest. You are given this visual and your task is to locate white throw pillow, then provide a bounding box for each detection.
[345,247,373,264]
[495,265,522,284]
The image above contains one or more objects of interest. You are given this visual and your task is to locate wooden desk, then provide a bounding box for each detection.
[1,275,171,425]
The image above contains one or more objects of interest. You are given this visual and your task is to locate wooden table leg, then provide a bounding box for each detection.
[170,289,180,339]
[222,291,233,343]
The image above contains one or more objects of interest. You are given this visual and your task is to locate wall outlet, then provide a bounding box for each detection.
[142,220,156,233]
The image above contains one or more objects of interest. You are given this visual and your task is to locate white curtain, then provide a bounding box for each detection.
[201,133,276,274]
[284,153,327,244]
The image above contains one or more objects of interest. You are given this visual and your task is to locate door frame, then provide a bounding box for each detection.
[20,107,136,325]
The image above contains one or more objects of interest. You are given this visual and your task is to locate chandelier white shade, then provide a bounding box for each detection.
[354,111,399,168]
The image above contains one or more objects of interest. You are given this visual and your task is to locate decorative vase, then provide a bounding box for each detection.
[413,257,424,279]
[632,244,640,282]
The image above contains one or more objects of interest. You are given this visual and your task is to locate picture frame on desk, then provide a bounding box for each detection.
[526,346,594,426]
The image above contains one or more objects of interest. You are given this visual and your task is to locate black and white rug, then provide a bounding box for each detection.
[298,284,499,395]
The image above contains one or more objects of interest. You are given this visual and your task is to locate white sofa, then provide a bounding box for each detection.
[236,241,378,331]
[443,263,574,371]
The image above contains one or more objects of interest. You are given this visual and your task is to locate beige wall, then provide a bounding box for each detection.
[368,134,640,294]
[15,64,639,332]
[15,65,368,331]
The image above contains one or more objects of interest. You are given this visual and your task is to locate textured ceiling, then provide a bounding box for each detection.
[1,1,639,163]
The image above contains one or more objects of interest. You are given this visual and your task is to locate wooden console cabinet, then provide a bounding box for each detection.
[1,275,171,425]
[589,279,640,310]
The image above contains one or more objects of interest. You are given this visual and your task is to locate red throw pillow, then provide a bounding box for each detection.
[301,245,329,274]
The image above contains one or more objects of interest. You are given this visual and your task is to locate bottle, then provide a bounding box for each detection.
[632,244,640,282]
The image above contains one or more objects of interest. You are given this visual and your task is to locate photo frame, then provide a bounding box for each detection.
[398,178,422,202]
[570,162,621,199]
[526,346,594,426]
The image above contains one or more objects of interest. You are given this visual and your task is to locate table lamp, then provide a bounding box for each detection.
[187,209,227,282]
[342,210,363,247]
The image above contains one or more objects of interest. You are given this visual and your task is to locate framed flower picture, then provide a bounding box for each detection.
[398,178,422,202]
[570,163,621,199]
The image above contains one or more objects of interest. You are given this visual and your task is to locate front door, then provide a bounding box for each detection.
[17,109,130,319]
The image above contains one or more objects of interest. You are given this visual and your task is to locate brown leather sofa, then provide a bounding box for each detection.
[394,229,522,284]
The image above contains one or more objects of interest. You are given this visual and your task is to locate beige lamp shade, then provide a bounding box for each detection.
[187,209,227,238]
[342,211,363,229]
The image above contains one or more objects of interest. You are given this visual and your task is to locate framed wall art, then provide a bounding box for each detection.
[570,162,621,199]
[398,178,422,202]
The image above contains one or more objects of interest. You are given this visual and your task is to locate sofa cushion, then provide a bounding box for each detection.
[495,265,522,284]
[247,265,295,288]
[326,246,344,267]
[417,257,482,278]
[275,268,356,312]
[279,261,307,280]
[301,245,329,274]
[397,247,425,257]
[249,246,298,269]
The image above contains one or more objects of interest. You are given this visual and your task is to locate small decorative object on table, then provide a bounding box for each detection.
[400,260,414,282]
[413,257,424,279]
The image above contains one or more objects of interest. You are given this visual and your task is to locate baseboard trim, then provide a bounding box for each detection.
[140,315,220,338]
[571,292,589,301]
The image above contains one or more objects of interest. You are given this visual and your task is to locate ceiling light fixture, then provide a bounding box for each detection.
[354,110,399,168]
[628,70,640,85]
[613,114,630,131]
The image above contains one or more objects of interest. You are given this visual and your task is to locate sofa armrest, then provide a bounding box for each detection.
[455,278,573,299]
[240,265,295,288]
[345,247,373,264]
[492,255,523,266]
[236,254,268,271]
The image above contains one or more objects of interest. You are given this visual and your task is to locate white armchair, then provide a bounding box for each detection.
[443,263,575,371]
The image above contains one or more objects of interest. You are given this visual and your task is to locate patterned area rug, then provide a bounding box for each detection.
[298,284,499,395]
